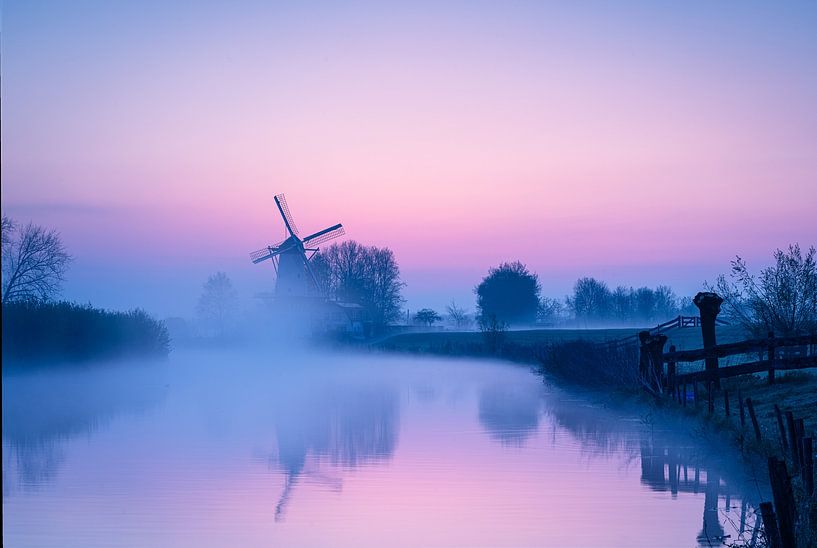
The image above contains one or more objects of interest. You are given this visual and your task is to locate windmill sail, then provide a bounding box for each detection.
[302,224,345,247]
[275,194,299,237]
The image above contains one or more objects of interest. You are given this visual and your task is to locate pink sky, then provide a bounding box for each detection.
[2,1,816,316]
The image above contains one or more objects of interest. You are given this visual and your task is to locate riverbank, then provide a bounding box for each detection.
[374,326,817,544]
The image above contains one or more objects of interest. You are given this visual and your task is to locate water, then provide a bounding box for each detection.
[3,349,767,547]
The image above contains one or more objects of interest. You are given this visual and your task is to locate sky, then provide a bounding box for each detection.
[2,0,816,318]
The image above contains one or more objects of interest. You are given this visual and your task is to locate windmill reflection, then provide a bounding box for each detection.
[270,384,399,521]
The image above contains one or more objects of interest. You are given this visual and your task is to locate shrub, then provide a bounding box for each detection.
[2,300,170,364]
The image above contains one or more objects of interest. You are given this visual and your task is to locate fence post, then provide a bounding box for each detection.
[667,344,676,396]
[796,418,805,471]
[746,397,761,441]
[803,437,814,496]
[759,501,782,548]
[723,389,730,417]
[638,331,650,384]
[767,331,776,385]
[639,332,667,394]
[786,411,800,472]
[774,405,789,454]
[693,292,723,389]
[738,389,745,427]
[767,457,797,548]
[683,382,688,407]
[707,381,714,414]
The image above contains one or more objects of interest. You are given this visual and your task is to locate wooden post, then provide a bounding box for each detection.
[707,381,714,414]
[746,397,761,441]
[693,382,699,408]
[803,437,814,496]
[774,405,789,454]
[767,457,797,548]
[638,331,650,386]
[648,334,668,393]
[667,344,676,395]
[796,418,805,470]
[767,331,776,385]
[785,411,799,471]
[738,389,745,427]
[693,292,723,389]
[683,382,688,407]
[758,501,782,548]
[723,389,730,417]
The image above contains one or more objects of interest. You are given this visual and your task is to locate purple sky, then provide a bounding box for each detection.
[2,1,816,317]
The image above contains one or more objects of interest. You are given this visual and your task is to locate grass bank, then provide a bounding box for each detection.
[376,325,745,363]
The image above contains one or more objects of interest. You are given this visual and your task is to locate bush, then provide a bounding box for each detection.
[536,340,641,391]
[2,300,170,364]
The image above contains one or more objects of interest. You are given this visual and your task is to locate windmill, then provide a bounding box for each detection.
[250,194,345,298]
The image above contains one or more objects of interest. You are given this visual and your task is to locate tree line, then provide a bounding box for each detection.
[2,215,170,364]
[467,246,816,335]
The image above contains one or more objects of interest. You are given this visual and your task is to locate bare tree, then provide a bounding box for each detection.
[567,277,611,326]
[316,240,405,332]
[2,216,72,304]
[446,300,472,329]
[713,244,817,336]
[196,272,239,337]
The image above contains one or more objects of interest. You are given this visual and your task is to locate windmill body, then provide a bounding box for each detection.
[276,237,310,298]
[250,194,345,301]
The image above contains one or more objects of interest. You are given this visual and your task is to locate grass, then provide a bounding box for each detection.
[377,325,746,360]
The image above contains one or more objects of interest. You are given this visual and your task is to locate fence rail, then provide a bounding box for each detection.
[664,334,817,363]
[672,355,817,384]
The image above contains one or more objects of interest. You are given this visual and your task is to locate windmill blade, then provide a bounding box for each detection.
[274,194,299,237]
[250,247,277,264]
[249,238,297,263]
[302,224,345,247]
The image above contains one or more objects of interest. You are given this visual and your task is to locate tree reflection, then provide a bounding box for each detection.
[2,364,166,493]
[477,383,542,446]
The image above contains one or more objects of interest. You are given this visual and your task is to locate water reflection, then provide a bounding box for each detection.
[270,384,399,520]
[478,383,542,445]
[2,363,166,494]
[2,353,769,547]
[542,394,764,547]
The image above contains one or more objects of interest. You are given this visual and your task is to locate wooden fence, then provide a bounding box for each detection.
[664,333,817,388]
[627,291,815,546]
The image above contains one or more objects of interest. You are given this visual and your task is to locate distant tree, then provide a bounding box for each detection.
[196,272,238,337]
[679,296,697,316]
[479,313,507,353]
[712,244,817,336]
[567,277,611,325]
[365,246,404,328]
[475,261,540,325]
[316,240,405,332]
[2,216,72,304]
[538,297,564,326]
[653,285,679,320]
[446,300,472,329]
[611,286,634,323]
[413,308,441,326]
[634,287,656,323]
